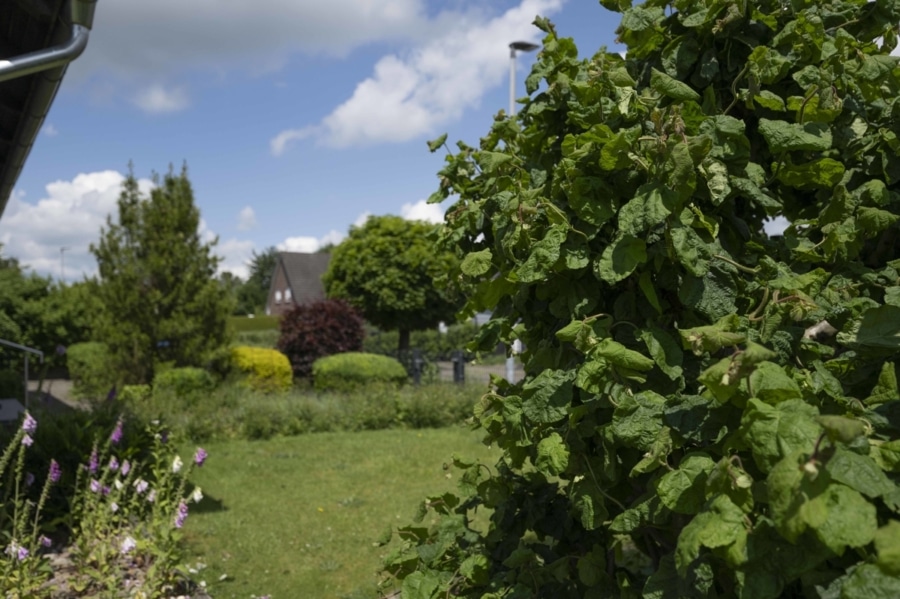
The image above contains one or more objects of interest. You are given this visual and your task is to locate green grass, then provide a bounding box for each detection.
[184,427,495,598]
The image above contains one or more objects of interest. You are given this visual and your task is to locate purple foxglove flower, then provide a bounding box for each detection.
[22,434,33,447]
[40,536,52,548]
[21,412,37,435]
[102,485,111,496]
[16,546,28,561]
[134,479,149,494]
[120,460,131,476]
[110,418,123,444]
[109,456,119,472]
[89,448,99,474]
[25,472,35,487]
[194,447,208,467]
[49,459,61,484]
[174,501,189,528]
[90,479,101,493]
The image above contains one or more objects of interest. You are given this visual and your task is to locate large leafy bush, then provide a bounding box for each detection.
[67,342,116,400]
[277,298,365,379]
[231,345,292,393]
[385,2,900,597]
[312,352,407,393]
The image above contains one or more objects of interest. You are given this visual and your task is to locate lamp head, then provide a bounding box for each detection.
[509,41,540,53]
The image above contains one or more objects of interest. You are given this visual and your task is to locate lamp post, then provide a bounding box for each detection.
[508,41,540,116]
[59,246,69,282]
[505,41,539,384]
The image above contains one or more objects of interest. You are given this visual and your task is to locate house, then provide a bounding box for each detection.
[0,0,97,218]
[265,252,331,316]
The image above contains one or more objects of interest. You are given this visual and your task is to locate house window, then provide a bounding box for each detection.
[275,290,283,304]
[285,288,292,302]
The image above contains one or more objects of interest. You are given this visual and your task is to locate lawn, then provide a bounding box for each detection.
[183,426,497,599]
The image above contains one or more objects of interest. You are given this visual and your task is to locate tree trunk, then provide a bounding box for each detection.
[398,328,411,353]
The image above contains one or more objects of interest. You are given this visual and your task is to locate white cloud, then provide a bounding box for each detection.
[132,84,190,114]
[271,0,563,149]
[319,229,345,248]
[353,211,372,228]
[75,0,428,81]
[0,171,153,280]
[41,124,59,137]
[216,238,255,280]
[763,216,790,237]
[400,200,444,224]
[237,206,257,231]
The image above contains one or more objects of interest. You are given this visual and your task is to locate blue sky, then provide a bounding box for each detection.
[1,1,624,281]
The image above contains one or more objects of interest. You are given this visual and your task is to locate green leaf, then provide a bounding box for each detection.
[679,315,746,355]
[842,563,900,598]
[664,394,735,444]
[475,151,513,172]
[739,399,821,472]
[758,119,833,153]
[460,249,492,277]
[776,158,845,189]
[825,448,895,498]
[595,235,646,284]
[875,521,900,575]
[536,432,569,476]
[669,220,712,277]
[459,554,490,584]
[641,325,683,381]
[657,452,716,514]
[816,415,867,444]
[813,484,877,554]
[618,183,677,237]
[516,225,566,283]
[572,479,609,530]
[857,207,900,235]
[674,494,747,575]
[650,68,700,101]
[747,46,791,84]
[401,571,441,599]
[611,391,666,450]
[594,338,655,371]
[521,369,574,424]
[837,305,900,352]
[748,361,802,404]
[427,134,448,152]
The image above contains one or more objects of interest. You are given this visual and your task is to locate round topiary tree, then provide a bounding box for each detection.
[382,2,900,597]
[276,298,365,379]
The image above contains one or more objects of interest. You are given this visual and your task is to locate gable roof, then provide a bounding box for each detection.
[277,252,331,305]
[0,0,97,218]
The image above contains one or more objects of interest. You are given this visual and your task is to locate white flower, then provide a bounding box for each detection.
[110,502,119,513]
[172,455,183,473]
[120,536,136,554]
[114,479,124,491]
[191,487,203,503]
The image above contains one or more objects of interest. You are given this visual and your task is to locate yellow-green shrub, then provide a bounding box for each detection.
[231,346,292,393]
[312,352,408,393]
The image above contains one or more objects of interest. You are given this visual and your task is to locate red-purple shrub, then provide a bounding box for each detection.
[276,299,365,379]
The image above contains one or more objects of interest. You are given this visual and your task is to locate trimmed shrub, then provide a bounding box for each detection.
[312,352,407,393]
[231,346,292,393]
[277,299,365,379]
[152,367,215,398]
[67,342,116,400]
[235,329,279,349]
[119,384,151,403]
[363,322,479,361]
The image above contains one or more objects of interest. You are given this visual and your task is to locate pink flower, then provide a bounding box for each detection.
[21,412,37,435]
[174,501,189,528]
[22,434,33,447]
[194,447,208,467]
[49,460,61,484]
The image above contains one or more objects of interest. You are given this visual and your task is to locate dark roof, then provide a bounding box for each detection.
[278,252,331,305]
[0,0,97,218]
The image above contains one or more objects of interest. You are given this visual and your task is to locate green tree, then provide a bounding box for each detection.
[90,165,231,383]
[234,246,277,315]
[323,215,459,352]
[386,2,900,597]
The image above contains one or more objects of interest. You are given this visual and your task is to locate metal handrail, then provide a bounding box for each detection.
[0,338,44,408]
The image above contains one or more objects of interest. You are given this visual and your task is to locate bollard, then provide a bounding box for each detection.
[451,350,465,384]
[412,349,423,386]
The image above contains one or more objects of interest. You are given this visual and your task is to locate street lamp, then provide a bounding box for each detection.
[508,41,540,116]
[59,246,70,282]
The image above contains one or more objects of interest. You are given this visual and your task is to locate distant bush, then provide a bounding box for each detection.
[67,342,117,400]
[229,315,279,332]
[312,352,407,393]
[231,346,292,393]
[0,369,22,401]
[235,329,279,349]
[119,384,151,403]
[152,367,215,399]
[363,322,478,361]
[277,299,365,379]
